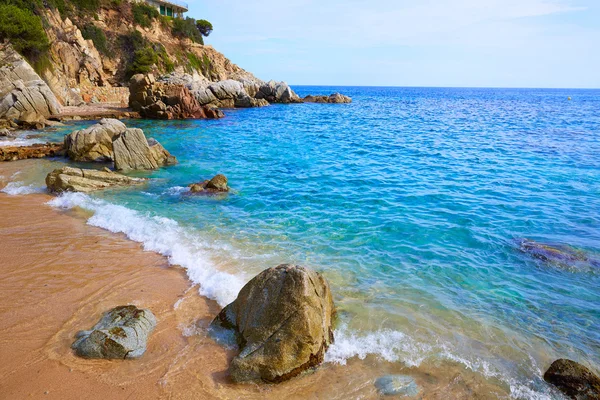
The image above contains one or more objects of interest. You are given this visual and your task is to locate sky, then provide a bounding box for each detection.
[186,0,600,88]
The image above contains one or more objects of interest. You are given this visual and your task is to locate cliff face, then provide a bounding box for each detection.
[39,3,260,106]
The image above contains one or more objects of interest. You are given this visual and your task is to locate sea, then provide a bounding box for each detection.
[3,86,600,398]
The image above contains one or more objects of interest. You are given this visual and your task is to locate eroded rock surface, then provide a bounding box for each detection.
[64,118,127,162]
[0,143,64,161]
[72,305,157,359]
[46,166,145,193]
[211,264,335,383]
[113,128,176,171]
[544,359,600,400]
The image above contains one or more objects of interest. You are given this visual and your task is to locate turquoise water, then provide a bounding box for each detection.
[13,87,600,397]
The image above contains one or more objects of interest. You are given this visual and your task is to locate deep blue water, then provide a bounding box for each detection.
[9,86,600,397]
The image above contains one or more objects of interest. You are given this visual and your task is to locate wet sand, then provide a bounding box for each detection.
[0,161,509,399]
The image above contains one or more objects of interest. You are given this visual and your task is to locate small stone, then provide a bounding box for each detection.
[375,375,420,397]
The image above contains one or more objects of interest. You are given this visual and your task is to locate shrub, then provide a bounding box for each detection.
[172,17,203,44]
[195,19,212,37]
[81,23,109,55]
[0,4,49,62]
[70,0,100,12]
[132,2,158,28]
[0,0,41,12]
[126,46,157,76]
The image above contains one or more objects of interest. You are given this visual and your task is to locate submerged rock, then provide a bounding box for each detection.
[0,143,64,161]
[303,93,352,104]
[46,166,145,193]
[519,239,600,271]
[189,174,229,194]
[375,375,420,397]
[544,359,600,399]
[211,264,335,383]
[72,305,156,359]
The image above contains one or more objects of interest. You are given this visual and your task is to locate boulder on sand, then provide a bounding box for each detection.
[46,166,145,193]
[211,264,335,383]
[72,305,157,359]
[189,174,229,194]
[544,359,600,399]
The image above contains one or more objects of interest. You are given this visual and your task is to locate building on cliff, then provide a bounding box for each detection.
[139,0,188,18]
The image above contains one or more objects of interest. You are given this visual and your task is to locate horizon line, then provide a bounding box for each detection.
[288,84,600,90]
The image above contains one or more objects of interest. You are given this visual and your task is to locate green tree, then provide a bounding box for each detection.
[0,4,49,61]
[195,19,212,37]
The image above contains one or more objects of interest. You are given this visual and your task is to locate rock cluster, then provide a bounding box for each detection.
[303,93,352,104]
[0,43,62,125]
[129,74,224,120]
[544,359,600,399]
[189,174,229,194]
[46,166,145,193]
[72,305,157,359]
[64,118,176,171]
[0,143,64,162]
[211,264,335,383]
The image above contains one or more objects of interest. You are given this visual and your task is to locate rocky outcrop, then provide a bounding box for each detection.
[46,166,145,193]
[303,93,352,104]
[519,239,600,270]
[72,305,156,359]
[211,264,335,383]
[64,118,176,170]
[64,118,126,162]
[129,74,224,120]
[113,128,176,171]
[544,359,600,399]
[0,143,64,161]
[0,43,62,124]
[189,174,229,194]
[256,80,302,104]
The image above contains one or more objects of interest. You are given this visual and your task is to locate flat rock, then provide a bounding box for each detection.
[211,264,335,383]
[544,359,600,400]
[0,143,64,161]
[72,305,157,359]
[303,93,352,104]
[46,166,145,193]
[375,375,420,397]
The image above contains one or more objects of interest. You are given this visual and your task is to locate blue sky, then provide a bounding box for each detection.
[187,0,599,88]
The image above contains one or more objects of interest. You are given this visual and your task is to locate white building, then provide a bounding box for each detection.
[143,0,188,18]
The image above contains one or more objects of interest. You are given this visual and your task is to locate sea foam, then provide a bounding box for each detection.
[47,192,245,306]
[1,181,45,195]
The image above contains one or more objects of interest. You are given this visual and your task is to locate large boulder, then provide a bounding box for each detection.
[72,305,156,359]
[0,43,61,124]
[211,264,335,383]
[303,93,352,104]
[46,166,145,193]
[0,143,64,161]
[544,359,600,399]
[113,129,177,171]
[64,118,127,162]
[256,80,302,104]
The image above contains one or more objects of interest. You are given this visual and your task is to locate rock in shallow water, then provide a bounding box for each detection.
[544,359,600,400]
[375,375,420,397]
[72,305,157,359]
[46,166,146,193]
[189,174,229,194]
[519,239,600,271]
[210,264,335,383]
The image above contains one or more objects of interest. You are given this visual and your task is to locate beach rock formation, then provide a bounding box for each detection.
[46,166,145,193]
[211,264,335,383]
[189,174,229,194]
[112,129,177,171]
[0,43,62,125]
[375,375,421,397]
[0,143,64,161]
[64,118,176,170]
[129,74,224,120]
[303,93,352,104]
[544,359,600,399]
[519,239,600,271]
[72,305,156,359]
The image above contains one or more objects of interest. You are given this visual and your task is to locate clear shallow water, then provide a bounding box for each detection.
[12,86,600,398]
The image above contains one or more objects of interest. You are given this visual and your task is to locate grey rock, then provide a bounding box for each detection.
[46,166,146,193]
[303,93,352,103]
[211,264,335,383]
[375,375,420,397]
[72,305,157,359]
[113,128,177,171]
[64,118,127,162]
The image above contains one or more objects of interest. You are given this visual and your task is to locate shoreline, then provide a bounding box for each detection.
[0,160,514,399]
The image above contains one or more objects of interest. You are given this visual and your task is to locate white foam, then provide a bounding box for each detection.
[1,181,45,195]
[47,192,245,306]
[0,138,45,147]
[164,186,190,195]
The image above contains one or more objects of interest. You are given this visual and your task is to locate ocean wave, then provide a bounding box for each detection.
[1,181,45,195]
[47,192,245,306]
[0,138,45,147]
